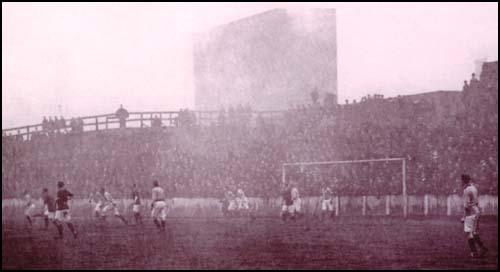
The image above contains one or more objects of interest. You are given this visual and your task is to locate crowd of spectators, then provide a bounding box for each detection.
[2,70,498,199]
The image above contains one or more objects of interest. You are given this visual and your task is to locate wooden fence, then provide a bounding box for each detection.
[2,110,286,140]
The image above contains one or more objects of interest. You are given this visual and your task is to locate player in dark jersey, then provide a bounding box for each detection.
[131,184,143,225]
[280,183,293,221]
[54,181,78,239]
[41,188,57,230]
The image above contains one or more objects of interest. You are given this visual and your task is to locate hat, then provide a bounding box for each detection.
[57,181,64,188]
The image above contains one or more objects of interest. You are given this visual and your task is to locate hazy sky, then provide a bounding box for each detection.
[2,2,498,129]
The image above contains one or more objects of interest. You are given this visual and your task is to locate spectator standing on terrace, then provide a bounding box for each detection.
[470,73,480,88]
[54,117,60,132]
[116,105,130,129]
[70,118,77,133]
[42,117,48,132]
[59,116,66,132]
[48,117,54,132]
[463,80,470,91]
[151,115,162,129]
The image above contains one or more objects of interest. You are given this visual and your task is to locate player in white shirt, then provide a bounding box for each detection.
[227,190,237,216]
[23,190,36,227]
[88,189,104,219]
[290,183,302,219]
[131,184,143,225]
[236,189,249,210]
[320,186,335,221]
[221,190,237,217]
[94,187,128,225]
[461,174,488,258]
[235,188,250,217]
[151,180,167,232]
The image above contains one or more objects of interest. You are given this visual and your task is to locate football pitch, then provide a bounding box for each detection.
[2,216,498,269]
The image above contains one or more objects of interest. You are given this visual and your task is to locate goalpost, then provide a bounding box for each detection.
[281,157,408,217]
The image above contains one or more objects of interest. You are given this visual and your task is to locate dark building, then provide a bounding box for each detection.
[480,61,498,90]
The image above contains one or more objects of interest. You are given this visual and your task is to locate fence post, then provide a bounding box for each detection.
[335,196,340,216]
[26,126,30,140]
[140,114,144,128]
[385,195,391,216]
[95,117,99,131]
[446,195,452,216]
[424,194,429,216]
[362,195,367,216]
[402,158,407,218]
[105,117,109,130]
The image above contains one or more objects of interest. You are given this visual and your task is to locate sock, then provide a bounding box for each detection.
[468,238,477,254]
[44,217,49,228]
[57,223,63,236]
[161,220,166,229]
[154,219,161,229]
[473,235,487,250]
[117,215,128,224]
[67,223,76,235]
[26,216,32,226]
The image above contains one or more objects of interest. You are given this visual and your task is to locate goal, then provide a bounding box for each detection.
[281,158,408,217]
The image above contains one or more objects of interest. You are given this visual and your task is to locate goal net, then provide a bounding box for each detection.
[281,158,408,217]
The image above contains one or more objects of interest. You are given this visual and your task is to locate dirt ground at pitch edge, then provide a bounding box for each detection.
[2,216,498,269]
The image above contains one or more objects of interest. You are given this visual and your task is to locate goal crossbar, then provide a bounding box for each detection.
[283,157,405,167]
[281,157,407,217]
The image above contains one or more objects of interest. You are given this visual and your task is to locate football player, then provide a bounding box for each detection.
[131,184,143,225]
[280,183,293,221]
[320,186,335,221]
[41,188,57,229]
[23,190,36,227]
[95,187,128,225]
[461,174,488,258]
[54,181,78,239]
[151,180,167,232]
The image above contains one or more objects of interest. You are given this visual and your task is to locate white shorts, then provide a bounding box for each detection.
[237,199,249,210]
[132,204,141,213]
[24,204,36,217]
[94,202,103,212]
[55,209,71,222]
[44,209,55,220]
[282,204,296,214]
[464,214,480,234]
[228,200,237,211]
[293,198,301,213]
[151,201,167,220]
[322,199,334,211]
[102,203,121,216]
